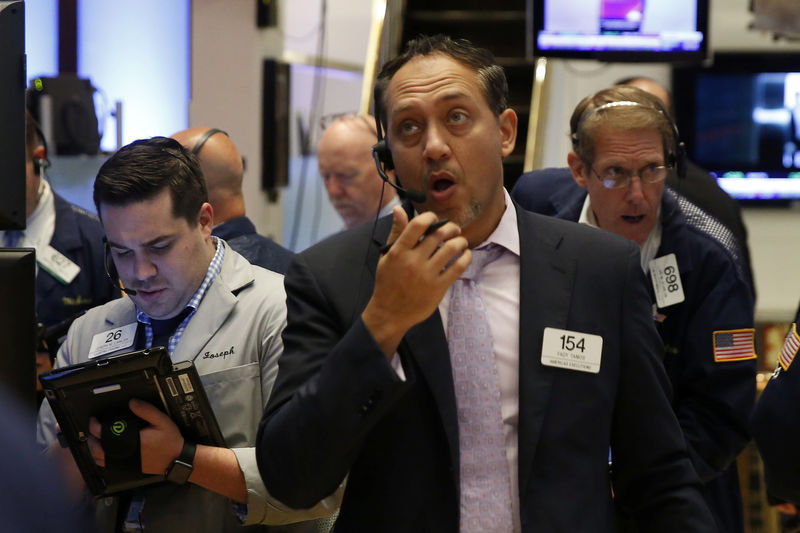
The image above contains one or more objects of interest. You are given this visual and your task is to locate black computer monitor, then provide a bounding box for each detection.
[0,249,37,412]
[532,0,709,63]
[673,52,800,202]
[0,1,26,230]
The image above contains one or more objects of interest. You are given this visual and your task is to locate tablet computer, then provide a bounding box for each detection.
[40,346,225,497]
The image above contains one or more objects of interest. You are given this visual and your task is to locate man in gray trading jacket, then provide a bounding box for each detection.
[36,137,338,532]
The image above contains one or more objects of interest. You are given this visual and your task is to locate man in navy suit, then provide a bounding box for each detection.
[256,35,715,532]
[172,127,293,274]
[512,86,755,532]
[3,111,119,328]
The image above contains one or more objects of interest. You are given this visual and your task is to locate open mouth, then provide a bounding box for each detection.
[432,178,455,192]
[621,215,645,224]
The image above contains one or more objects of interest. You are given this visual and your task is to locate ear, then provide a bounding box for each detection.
[198,202,214,237]
[32,145,46,162]
[498,108,518,158]
[567,151,589,189]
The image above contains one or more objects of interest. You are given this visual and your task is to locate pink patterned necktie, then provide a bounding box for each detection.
[447,244,513,533]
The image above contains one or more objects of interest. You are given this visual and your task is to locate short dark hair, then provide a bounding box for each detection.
[569,86,677,167]
[94,136,207,225]
[374,34,509,129]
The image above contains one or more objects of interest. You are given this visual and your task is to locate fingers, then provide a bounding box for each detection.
[383,205,409,250]
[89,417,101,438]
[87,417,105,467]
[413,219,463,259]
[386,210,438,253]
[129,398,168,426]
[384,212,461,258]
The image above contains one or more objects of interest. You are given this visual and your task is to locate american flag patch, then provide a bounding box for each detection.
[779,323,800,371]
[713,329,756,362]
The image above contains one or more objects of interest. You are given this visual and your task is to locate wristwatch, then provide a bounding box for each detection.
[165,441,196,484]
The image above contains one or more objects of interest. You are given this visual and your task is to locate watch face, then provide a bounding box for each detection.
[165,441,196,484]
[166,459,193,484]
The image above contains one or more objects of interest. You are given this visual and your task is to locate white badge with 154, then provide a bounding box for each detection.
[541,327,603,374]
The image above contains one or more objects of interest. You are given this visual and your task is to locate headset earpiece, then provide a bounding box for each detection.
[370,84,426,203]
[674,140,688,179]
[372,139,394,171]
[372,87,395,171]
[33,157,50,176]
[102,238,137,295]
[103,239,118,282]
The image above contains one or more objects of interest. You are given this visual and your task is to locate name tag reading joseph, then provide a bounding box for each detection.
[541,327,603,374]
[649,253,685,309]
[88,323,137,359]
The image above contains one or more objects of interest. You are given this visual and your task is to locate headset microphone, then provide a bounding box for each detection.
[371,141,426,204]
[103,240,137,295]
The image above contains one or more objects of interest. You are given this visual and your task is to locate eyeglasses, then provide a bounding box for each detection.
[319,112,375,132]
[590,164,671,190]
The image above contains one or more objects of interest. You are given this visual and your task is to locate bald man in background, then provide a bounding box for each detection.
[317,114,399,230]
[172,128,293,274]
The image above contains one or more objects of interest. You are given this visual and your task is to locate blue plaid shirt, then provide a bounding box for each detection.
[136,237,225,357]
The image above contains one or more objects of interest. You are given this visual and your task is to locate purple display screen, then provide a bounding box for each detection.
[533,0,707,61]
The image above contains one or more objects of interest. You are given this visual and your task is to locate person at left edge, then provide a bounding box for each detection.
[36,137,340,532]
[0,110,119,327]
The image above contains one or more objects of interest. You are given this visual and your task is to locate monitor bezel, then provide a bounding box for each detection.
[532,0,710,63]
[672,52,800,203]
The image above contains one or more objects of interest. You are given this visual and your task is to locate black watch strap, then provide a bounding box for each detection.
[165,441,196,484]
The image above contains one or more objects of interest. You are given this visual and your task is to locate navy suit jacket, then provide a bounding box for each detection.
[257,201,714,532]
[37,193,119,328]
[512,168,755,533]
[212,216,293,275]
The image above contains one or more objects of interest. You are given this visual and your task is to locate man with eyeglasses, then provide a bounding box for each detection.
[317,114,400,230]
[512,86,755,533]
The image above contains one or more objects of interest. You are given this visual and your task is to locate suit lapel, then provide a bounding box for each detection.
[515,207,576,497]
[402,311,459,483]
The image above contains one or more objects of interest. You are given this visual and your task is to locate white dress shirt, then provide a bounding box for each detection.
[578,194,662,272]
[0,179,56,259]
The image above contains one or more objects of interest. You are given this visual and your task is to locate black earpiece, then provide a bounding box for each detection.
[103,239,137,296]
[372,88,426,203]
[30,115,52,176]
[372,138,394,171]
[673,140,688,179]
[33,157,50,176]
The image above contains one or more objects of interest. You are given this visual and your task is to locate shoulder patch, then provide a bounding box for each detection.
[713,328,756,362]
[779,323,800,371]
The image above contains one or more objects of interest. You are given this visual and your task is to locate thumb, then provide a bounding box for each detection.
[384,205,409,248]
[128,398,166,426]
